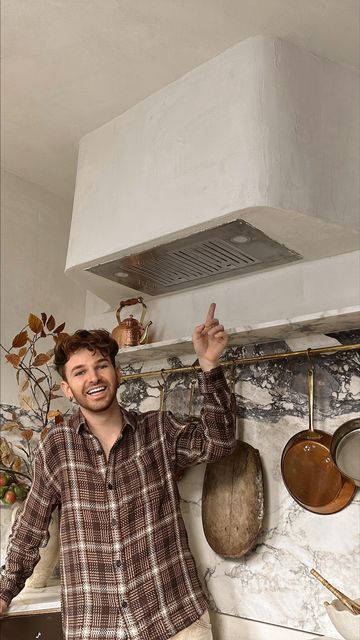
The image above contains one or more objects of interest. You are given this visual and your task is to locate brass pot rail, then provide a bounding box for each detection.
[120,342,360,382]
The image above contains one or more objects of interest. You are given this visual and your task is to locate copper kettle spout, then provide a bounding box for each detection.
[139,321,152,344]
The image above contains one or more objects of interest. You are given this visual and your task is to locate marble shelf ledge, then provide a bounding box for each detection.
[116,306,360,365]
[4,582,60,617]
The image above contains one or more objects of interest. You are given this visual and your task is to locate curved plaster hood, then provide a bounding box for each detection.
[65,37,359,338]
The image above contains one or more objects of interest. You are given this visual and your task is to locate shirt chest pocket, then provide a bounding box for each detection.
[116,445,168,503]
[139,445,167,484]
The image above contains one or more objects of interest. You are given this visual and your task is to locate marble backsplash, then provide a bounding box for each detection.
[118,328,360,638]
[1,328,359,637]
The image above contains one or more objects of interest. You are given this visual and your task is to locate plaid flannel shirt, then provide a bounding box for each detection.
[0,366,235,639]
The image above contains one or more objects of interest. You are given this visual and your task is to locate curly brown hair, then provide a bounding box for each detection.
[54,329,119,380]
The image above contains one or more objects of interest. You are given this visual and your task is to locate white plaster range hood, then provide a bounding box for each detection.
[66,37,360,340]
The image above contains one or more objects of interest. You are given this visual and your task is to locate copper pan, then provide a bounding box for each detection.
[296,476,355,514]
[281,368,349,510]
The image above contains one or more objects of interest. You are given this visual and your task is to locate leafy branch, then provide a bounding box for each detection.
[1,312,67,483]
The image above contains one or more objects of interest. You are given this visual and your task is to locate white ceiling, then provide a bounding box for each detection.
[1,0,359,203]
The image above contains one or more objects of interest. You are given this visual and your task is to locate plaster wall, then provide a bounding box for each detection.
[0,170,86,404]
[67,35,359,271]
[66,35,359,337]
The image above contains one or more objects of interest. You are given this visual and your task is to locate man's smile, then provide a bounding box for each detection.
[86,385,107,396]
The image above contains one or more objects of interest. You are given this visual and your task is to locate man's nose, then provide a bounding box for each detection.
[87,368,100,383]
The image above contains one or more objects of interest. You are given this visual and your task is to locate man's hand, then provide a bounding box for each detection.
[0,598,8,616]
[192,303,228,371]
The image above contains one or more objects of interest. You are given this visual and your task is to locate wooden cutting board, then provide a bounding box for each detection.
[202,440,264,558]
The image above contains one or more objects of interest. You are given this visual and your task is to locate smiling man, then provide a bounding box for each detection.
[0,304,235,640]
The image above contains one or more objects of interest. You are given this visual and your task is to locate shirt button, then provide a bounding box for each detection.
[96,448,102,455]
[111,518,117,526]
[121,600,128,608]
[108,483,113,490]
[116,560,121,568]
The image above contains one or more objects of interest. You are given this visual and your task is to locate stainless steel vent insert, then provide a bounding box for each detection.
[86,220,302,295]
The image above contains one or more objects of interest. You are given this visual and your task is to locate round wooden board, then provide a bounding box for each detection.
[202,440,264,558]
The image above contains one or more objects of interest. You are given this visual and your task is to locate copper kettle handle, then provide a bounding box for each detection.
[116,297,147,326]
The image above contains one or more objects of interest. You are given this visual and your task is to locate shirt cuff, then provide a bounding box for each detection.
[0,589,14,607]
[196,365,228,393]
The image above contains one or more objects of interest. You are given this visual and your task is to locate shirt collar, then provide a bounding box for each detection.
[68,404,137,435]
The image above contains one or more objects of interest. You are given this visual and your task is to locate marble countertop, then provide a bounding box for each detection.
[3,587,338,640]
[4,582,60,616]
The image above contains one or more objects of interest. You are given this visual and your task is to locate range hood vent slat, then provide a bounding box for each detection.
[87,219,302,295]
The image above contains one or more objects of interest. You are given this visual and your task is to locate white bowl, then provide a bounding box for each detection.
[325,598,360,640]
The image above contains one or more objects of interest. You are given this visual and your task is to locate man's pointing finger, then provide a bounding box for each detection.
[205,302,216,325]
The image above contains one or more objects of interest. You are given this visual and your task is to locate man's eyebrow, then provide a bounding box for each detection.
[69,357,110,375]
[69,363,86,374]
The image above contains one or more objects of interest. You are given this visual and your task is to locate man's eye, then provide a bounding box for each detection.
[75,370,85,376]
[99,364,108,369]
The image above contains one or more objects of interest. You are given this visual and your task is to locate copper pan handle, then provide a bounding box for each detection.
[308,368,314,432]
[229,365,238,437]
[310,569,360,615]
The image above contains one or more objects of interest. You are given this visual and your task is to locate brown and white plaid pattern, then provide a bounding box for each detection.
[1,367,235,639]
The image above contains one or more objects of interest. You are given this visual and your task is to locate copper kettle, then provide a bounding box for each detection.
[111,297,152,347]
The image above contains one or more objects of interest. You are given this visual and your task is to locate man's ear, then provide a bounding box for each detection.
[61,380,73,401]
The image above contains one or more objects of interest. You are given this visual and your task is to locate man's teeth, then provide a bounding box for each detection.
[87,386,106,395]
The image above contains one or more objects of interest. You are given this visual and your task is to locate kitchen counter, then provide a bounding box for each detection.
[3,590,339,640]
[3,599,340,640]
[210,612,339,639]
[3,582,60,616]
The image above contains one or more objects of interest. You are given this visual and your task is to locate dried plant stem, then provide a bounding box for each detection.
[0,343,49,406]
[0,466,31,482]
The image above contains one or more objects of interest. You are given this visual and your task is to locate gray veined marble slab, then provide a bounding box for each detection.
[116,306,360,364]
[117,328,360,638]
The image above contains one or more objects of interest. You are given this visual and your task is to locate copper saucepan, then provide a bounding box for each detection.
[281,368,344,509]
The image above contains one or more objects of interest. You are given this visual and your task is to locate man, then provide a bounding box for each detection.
[0,303,235,639]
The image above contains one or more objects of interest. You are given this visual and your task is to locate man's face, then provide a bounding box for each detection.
[60,348,121,414]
